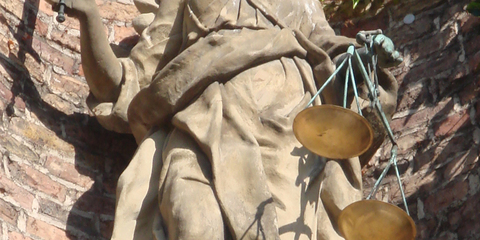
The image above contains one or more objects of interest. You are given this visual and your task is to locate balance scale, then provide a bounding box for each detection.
[293,30,416,240]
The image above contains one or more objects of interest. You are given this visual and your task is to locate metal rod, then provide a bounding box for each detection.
[306,56,348,108]
[56,0,66,23]
[343,61,349,108]
[393,152,410,215]
[353,48,410,215]
[348,56,362,116]
[353,50,396,143]
[367,145,397,199]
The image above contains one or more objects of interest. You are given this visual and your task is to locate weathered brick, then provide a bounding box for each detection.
[388,13,436,47]
[27,217,69,240]
[396,128,428,156]
[0,133,40,164]
[75,191,115,216]
[100,219,114,239]
[77,64,85,77]
[425,180,468,213]
[0,0,24,19]
[460,192,480,221]
[114,25,137,43]
[0,198,19,225]
[448,209,462,229]
[22,53,47,84]
[476,101,480,123]
[9,117,75,153]
[453,75,479,105]
[0,80,14,101]
[468,51,480,74]
[98,1,139,22]
[436,232,458,240]
[459,12,480,33]
[8,161,67,202]
[406,50,459,86]
[339,10,388,38]
[0,175,35,210]
[407,31,452,64]
[66,211,101,237]
[31,36,75,75]
[35,18,49,37]
[444,147,479,181]
[416,218,437,240]
[38,197,69,222]
[51,29,81,52]
[50,73,89,101]
[392,98,452,131]
[396,84,432,112]
[465,35,480,57]
[42,93,78,115]
[427,134,473,171]
[433,108,472,137]
[458,218,480,239]
[8,231,34,240]
[45,155,94,188]
[38,0,55,16]
[390,0,445,18]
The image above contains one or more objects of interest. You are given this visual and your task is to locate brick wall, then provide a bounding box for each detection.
[0,0,138,239]
[0,0,479,239]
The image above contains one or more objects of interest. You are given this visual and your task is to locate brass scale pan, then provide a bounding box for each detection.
[293,105,416,240]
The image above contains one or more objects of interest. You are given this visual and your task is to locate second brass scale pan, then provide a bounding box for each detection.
[293,105,373,159]
[338,200,417,240]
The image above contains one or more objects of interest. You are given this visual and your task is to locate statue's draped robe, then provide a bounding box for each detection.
[87,0,398,239]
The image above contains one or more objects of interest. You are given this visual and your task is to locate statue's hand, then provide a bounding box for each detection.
[44,0,97,17]
[372,34,403,68]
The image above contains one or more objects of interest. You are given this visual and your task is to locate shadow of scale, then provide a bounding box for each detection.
[293,30,416,240]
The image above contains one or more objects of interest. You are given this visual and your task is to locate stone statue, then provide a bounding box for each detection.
[45,0,402,239]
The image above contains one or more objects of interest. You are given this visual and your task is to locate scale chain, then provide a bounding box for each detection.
[352,45,410,216]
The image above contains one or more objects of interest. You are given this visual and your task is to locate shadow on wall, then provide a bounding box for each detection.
[0,1,136,239]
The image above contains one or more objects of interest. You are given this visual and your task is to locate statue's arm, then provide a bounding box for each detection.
[47,0,123,102]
